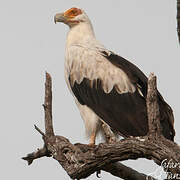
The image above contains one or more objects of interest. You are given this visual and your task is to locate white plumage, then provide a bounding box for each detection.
[54,7,175,144]
[62,9,135,142]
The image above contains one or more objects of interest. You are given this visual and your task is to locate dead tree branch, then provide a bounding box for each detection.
[44,72,54,136]
[146,74,162,139]
[102,162,157,180]
[100,123,155,180]
[22,73,180,179]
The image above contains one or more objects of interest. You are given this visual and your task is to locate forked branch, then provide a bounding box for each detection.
[22,73,180,180]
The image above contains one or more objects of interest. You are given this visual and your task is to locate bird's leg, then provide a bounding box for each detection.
[88,131,96,147]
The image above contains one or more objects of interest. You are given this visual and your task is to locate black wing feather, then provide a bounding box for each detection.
[71,78,148,137]
[70,52,175,141]
[102,52,175,141]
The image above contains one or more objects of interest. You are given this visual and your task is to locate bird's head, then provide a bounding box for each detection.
[54,7,89,27]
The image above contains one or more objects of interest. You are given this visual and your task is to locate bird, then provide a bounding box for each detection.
[54,7,175,146]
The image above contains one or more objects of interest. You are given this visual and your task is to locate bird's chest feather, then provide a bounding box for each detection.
[65,46,99,85]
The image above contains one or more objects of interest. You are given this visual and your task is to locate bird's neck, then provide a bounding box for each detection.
[66,22,97,47]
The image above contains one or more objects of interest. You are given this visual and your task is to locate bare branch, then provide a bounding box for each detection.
[24,134,179,179]
[101,123,155,180]
[146,73,161,138]
[44,72,54,136]
[34,124,45,137]
[23,73,180,180]
[102,162,157,180]
[22,146,50,165]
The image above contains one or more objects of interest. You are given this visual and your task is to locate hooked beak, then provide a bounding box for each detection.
[54,13,66,24]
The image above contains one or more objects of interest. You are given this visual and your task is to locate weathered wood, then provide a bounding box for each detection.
[44,72,54,137]
[102,162,157,180]
[146,73,161,139]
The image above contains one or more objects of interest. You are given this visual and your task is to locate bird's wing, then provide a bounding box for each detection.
[67,46,175,140]
[67,46,148,137]
[101,51,175,140]
[101,51,148,97]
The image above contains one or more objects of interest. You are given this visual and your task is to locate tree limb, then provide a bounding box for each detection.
[102,162,157,180]
[146,73,162,139]
[44,72,54,137]
[22,73,180,180]
[22,146,49,165]
[101,123,158,180]
[101,123,156,180]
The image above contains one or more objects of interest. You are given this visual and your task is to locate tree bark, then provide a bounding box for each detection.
[22,72,180,180]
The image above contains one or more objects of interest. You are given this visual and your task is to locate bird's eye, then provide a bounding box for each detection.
[71,10,76,15]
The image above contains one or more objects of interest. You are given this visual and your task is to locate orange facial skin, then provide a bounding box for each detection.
[64,7,82,18]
